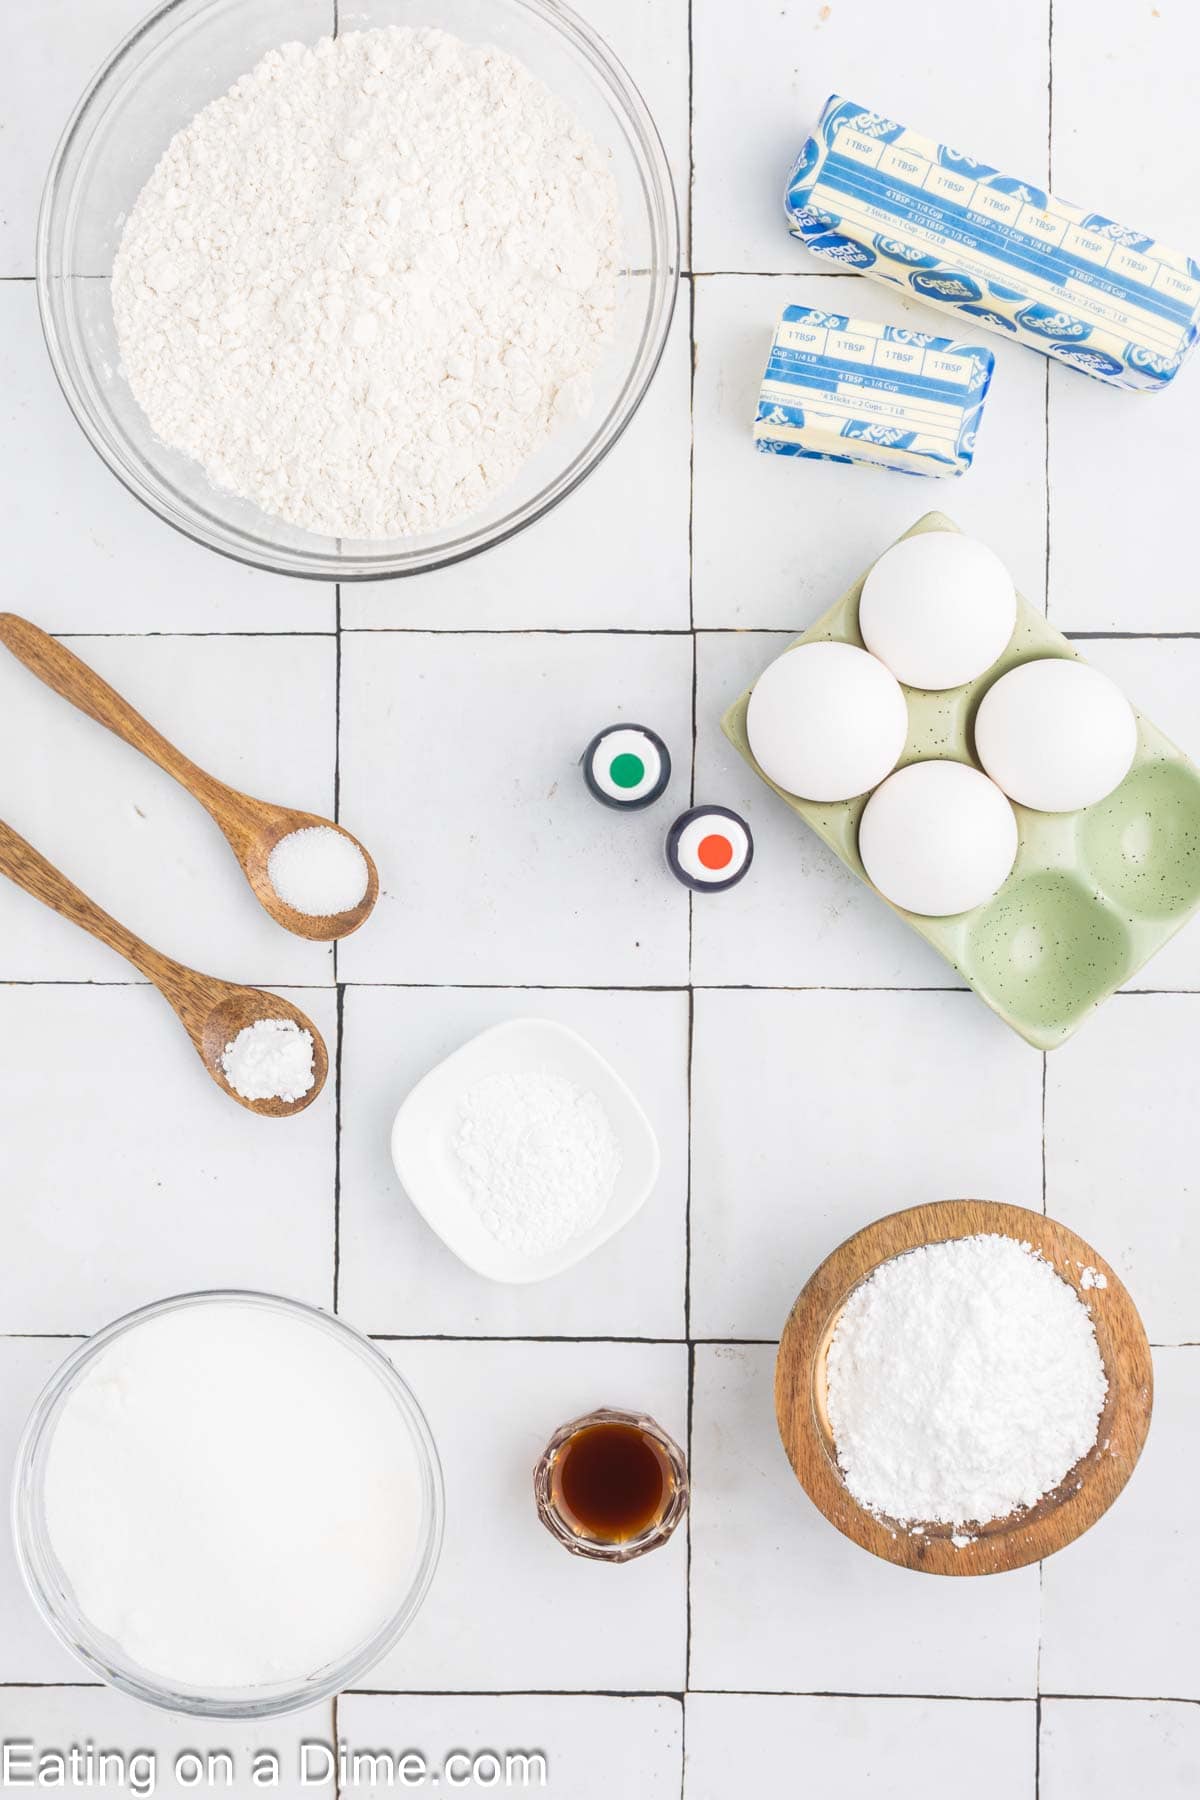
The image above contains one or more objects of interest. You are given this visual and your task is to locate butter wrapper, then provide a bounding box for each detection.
[754,305,993,476]
[785,95,1200,391]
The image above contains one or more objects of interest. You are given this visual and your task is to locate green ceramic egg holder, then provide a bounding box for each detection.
[722,511,1200,1050]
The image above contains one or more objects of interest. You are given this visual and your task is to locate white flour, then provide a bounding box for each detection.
[454,1070,621,1255]
[112,27,621,539]
[826,1234,1108,1527]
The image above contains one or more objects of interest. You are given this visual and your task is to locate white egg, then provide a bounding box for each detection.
[747,641,908,803]
[974,658,1138,812]
[858,531,1017,691]
[858,760,1018,917]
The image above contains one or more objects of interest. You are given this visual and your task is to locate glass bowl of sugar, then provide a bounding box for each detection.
[11,1290,444,1718]
[37,0,679,581]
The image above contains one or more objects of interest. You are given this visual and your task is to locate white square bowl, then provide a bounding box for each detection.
[390,1018,662,1284]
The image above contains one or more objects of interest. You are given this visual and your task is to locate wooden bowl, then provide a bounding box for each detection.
[775,1200,1153,1576]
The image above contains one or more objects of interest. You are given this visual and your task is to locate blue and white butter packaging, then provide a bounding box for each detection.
[785,95,1200,391]
[755,305,993,476]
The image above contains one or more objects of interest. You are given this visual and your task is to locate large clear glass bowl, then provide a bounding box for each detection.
[37,0,679,581]
[11,1290,445,1719]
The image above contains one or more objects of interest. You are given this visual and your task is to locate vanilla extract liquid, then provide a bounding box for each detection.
[551,1420,673,1542]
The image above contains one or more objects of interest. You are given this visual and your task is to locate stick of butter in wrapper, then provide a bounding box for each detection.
[785,95,1200,391]
[754,305,993,476]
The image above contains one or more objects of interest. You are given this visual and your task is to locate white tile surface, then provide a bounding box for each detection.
[339,1694,682,1797]
[339,986,687,1336]
[369,1340,688,1692]
[690,989,1043,1340]
[0,0,153,275]
[0,1689,335,1793]
[0,285,332,633]
[1051,0,1200,255]
[691,275,1047,629]
[589,0,691,267]
[1040,1349,1200,1700]
[692,631,959,987]
[684,1695,1035,1800]
[1045,996,1200,1345]
[0,634,337,986]
[337,632,692,985]
[1048,368,1200,632]
[0,1339,88,1682]
[691,0,1049,273]
[0,984,336,1332]
[1041,1700,1200,1799]
[689,1344,1041,1695]
[6,0,1200,1784]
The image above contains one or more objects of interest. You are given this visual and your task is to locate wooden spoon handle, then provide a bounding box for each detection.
[0,613,250,826]
[0,817,189,995]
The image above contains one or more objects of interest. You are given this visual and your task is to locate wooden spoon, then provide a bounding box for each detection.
[776,1199,1153,1576]
[0,820,328,1118]
[0,613,378,942]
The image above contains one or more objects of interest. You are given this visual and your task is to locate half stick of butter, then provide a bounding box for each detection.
[754,305,993,476]
[785,96,1200,391]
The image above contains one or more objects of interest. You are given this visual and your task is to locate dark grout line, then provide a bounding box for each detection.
[684,1342,696,1697]
[0,979,337,989]
[28,624,1200,642]
[679,1690,1039,1702]
[1043,0,1054,631]
[684,993,696,1342]
[12,981,1200,997]
[1041,1055,1048,1215]
[332,575,344,1314]
[8,1683,1177,1701]
[1041,1694,1200,1705]
[52,629,336,640]
[679,1688,688,1800]
[689,269,861,278]
[13,1334,1193,1348]
[1044,362,1052,621]
[372,1334,694,1345]
[685,0,695,275]
[346,1688,687,1700]
[1035,1694,1042,1799]
[332,985,346,1313]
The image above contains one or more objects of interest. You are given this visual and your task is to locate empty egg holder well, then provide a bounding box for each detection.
[721,510,1200,1050]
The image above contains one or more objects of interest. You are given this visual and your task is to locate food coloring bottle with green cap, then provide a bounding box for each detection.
[582,724,671,810]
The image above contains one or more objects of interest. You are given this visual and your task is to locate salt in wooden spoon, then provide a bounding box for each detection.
[0,613,378,941]
[0,819,328,1118]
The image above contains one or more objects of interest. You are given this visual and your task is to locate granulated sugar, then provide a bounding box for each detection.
[43,1300,424,1688]
[268,826,369,917]
[111,27,621,539]
[454,1070,621,1256]
[221,1018,314,1102]
[825,1234,1107,1527]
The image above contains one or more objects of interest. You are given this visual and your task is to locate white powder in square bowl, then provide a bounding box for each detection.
[454,1069,621,1257]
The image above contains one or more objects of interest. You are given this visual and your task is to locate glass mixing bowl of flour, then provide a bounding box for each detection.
[12,1290,445,1718]
[38,0,679,581]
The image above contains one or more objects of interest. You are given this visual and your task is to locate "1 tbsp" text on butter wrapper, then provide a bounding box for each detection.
[785,95,1200,392]
[754,305,994,477]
